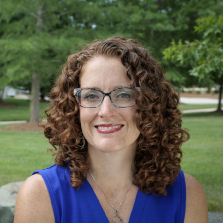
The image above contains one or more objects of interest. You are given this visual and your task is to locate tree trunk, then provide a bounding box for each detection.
[217,83,222,111]
[177,87,180,99]
[29,2,45,122]
[0,86,7,102]
[30,72,41,122]
[0,91,3,103]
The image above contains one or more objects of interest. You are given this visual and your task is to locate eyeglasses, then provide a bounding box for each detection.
[74,87,139,108]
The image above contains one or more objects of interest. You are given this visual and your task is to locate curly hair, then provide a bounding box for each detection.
[41,36,189,196]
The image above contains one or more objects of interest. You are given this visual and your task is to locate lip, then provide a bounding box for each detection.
[95,124,124,134]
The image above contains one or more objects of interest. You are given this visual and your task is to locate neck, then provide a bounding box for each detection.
[87,145,136,190]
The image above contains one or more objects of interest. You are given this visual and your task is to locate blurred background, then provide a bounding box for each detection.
[0,0,222,220]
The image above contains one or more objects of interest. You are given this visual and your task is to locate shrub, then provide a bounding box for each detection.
[214,90,219,94]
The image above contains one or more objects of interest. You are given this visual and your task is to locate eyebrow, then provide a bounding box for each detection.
[81,85,130,89]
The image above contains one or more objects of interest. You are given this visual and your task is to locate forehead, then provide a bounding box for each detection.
[79,56,131,89]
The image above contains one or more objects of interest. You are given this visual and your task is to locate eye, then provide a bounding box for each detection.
[115,89,134,99]
[117,92,132,98]
[84,94,99,100]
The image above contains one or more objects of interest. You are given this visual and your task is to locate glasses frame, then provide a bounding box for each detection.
[74,86,140,108]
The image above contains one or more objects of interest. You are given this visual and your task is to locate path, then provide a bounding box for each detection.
[0,120,27,125]
[208,212,223,223]
[180,97,223,105]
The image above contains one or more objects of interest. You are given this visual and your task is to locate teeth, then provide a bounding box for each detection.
[97,125,122,130]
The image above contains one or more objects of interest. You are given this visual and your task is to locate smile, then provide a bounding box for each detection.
[95,124,124,134]
[98,126,121,130]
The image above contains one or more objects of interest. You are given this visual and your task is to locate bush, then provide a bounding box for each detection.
[214,90,219,94]
[196,90,201,94]
[188,90,192,93]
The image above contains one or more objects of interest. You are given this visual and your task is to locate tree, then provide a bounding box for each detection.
[0,0,126,120]
[104,0,223,90]
[0,0,93,121]
[108,0,222,57]
[163,15,223,111]
[1,0,223,118]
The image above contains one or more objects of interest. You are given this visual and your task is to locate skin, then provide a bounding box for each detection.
[14,56,208,223]
[79,56,140,222]
[79,56,140,154]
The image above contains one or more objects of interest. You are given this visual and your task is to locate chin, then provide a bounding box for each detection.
[90,139,126,153]
[99,148,120,153]
[99,143,123,153]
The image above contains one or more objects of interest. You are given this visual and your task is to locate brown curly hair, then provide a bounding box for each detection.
[42,36,189,196]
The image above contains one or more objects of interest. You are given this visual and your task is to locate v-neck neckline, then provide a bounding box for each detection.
[80,179,148,223]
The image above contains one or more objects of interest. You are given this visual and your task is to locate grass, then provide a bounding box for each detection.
[179,104,219,110]
[0,124,10,129]
[181,112,223,212]
[0,113,222,212]
[0,98,49,121]
[0,131,54,186]
[0,98,222,211]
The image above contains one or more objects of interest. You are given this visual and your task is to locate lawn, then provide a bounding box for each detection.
[0,98,49,121]
[179,104,220,110]
[181,112,223,212]
[0,98,223,212]
[0,131,54,186]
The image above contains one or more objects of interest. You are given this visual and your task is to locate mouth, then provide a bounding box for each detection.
[95,124,124,134]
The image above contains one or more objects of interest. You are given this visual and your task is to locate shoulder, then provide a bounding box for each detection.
[14,174,54,223]
[184,173,208,223]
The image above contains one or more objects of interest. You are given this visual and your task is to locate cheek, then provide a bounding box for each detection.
[80,108,89,124]
[130,107,138,123]
[79,108,96,131]
[130,108,140,133]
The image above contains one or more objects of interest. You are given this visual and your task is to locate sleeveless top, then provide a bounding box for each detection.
[32,164,186,223]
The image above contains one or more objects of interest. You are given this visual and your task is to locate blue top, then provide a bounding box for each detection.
[33,164,186,223]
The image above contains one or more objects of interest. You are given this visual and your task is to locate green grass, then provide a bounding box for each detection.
[0,98,49,121]
[0,103,222,211]
[179,104,219,110]
[0,131,54,186]
[181,113,223,212]
[0,124,10,129]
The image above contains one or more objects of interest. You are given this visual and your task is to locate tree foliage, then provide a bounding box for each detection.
[0,0,101,121]
[163,15,223,111]
[1,0,223,118]
[112,0,223,90]
[0,0,89,87]
[112,0,222,57]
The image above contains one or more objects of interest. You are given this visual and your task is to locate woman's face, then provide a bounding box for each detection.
[79,56,140,153]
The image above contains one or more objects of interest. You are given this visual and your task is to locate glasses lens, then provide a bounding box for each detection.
[111,88,136,107]
[77,89,103,107]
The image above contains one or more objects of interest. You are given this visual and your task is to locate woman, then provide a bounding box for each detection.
[14,36,208,223]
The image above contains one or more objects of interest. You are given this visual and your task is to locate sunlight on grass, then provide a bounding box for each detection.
[0,131,54,186]
[178,104,219,110]
[0,109,222,211]
[181,114,223,212]
[0,98,49,121]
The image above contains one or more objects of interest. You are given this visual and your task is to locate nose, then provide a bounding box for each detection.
[98,95,117,118]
